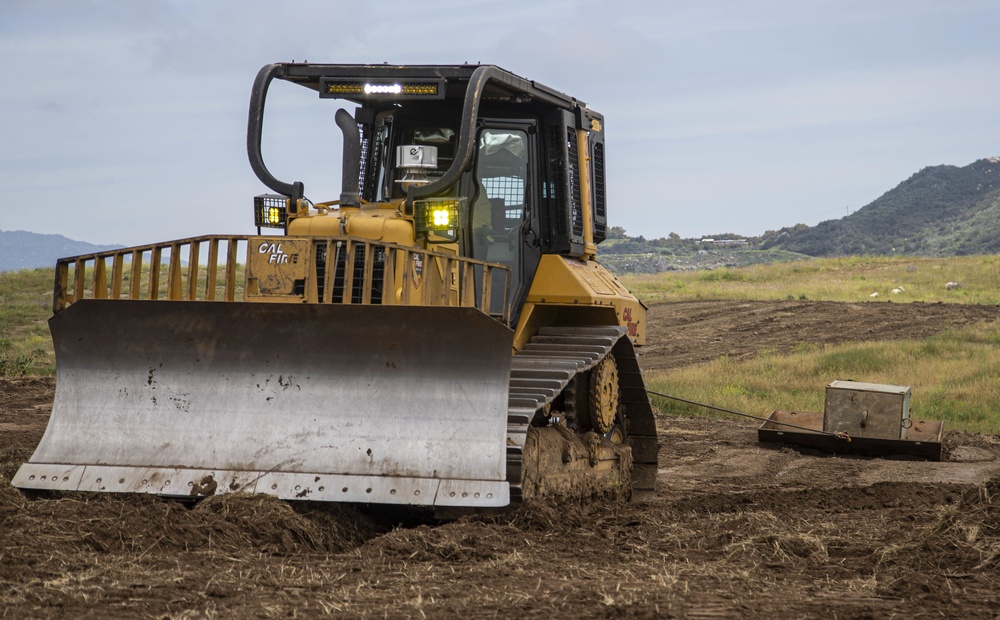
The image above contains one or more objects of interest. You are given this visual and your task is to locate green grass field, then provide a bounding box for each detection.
[0,260,246,377]
[3,255,999,434]
[0,269,55,376]
[646,320,1000,435]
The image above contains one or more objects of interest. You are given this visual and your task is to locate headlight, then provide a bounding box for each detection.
[254,194,287,229]
[413,198,464,243]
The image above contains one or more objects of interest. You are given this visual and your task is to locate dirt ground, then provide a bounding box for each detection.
[2,300,1000,619]
[641,299,1000,372]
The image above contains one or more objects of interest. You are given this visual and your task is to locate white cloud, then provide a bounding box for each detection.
[1,0,999,243]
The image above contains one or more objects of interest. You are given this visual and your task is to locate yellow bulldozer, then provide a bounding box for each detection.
[14,63,657,510]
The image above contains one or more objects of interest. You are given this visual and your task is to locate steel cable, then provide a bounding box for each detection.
[646,389,851,441]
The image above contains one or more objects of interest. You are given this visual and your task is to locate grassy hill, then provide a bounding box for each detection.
[761,158,1000,256]
[597,157,1000,272]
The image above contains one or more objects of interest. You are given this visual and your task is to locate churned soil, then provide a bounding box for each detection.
[2,301,999,619]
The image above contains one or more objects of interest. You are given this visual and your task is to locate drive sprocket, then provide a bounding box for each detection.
[589,354,620,435]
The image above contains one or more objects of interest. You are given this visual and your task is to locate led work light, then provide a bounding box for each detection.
[254,194,288,229]
[413,198,464,243]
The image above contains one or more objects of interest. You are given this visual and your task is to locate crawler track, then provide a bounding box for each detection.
[504,325,657,500]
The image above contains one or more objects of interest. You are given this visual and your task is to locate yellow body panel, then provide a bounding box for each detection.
[246,238,312,302]
[513,255,646,349]
[273,206,645,350]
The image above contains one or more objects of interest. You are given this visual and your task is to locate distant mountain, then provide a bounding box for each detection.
[762,158,1000,256]
[0,230,123,272]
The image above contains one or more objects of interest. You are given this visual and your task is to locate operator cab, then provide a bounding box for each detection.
[247,63,608,326]
[366,109,535,314]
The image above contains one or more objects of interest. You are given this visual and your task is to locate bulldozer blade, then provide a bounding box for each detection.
[14,300,514,508]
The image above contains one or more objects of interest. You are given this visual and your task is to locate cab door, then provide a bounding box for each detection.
[469,122,540,325]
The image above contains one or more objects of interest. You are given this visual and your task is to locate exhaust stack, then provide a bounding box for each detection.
[335,109,361,208]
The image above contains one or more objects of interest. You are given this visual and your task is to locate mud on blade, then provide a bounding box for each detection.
[14,300,514,508]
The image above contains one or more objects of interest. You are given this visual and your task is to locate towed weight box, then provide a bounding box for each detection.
[758,380,944,460]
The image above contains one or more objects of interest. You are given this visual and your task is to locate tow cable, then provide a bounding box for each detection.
[646,389,851,442]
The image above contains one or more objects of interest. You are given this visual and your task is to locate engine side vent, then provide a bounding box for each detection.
[540,110,584,256]
[543,122,569,249]
[357,122,371,200]
[592,140,607,243]
[361,119,390,202]
[567,127,583,240]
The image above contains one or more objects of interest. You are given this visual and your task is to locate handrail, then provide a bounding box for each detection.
[54,235,250,313]
[53,235,510,323]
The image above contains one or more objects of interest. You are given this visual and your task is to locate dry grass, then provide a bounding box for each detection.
[623,255,1000,305]
[647,320,1000,434]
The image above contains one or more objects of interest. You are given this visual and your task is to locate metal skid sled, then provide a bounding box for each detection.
[758,381,945,460]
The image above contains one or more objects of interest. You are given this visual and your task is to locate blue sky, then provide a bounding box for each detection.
[2,0,998,245]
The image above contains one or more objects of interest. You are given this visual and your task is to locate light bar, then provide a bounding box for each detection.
[320,78,445,100]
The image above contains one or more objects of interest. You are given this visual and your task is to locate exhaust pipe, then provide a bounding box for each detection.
[335,109,362,208]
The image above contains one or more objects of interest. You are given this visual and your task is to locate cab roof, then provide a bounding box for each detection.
[270,62,585,110]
